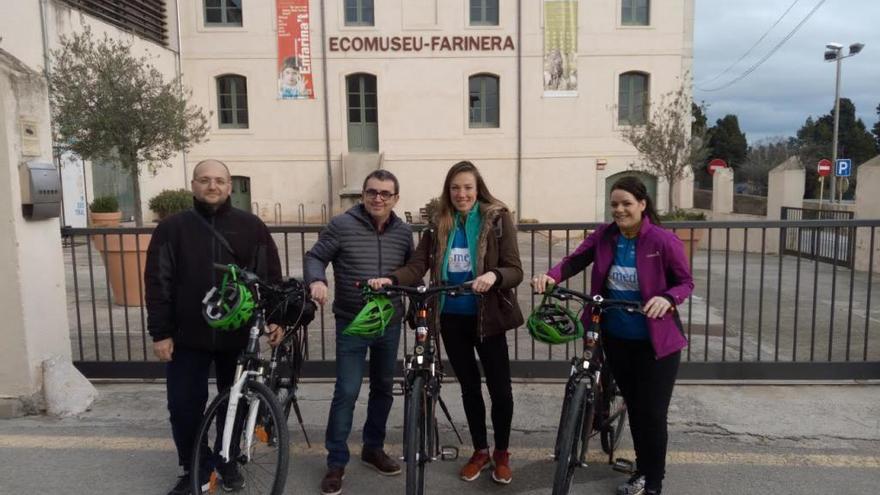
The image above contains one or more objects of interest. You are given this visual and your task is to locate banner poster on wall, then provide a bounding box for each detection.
[277,0,315,100]
[58,150,87,228]
[543,0,578,97]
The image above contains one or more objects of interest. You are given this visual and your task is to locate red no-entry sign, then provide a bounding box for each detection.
[817,159,832,177]
[708,158,728,175]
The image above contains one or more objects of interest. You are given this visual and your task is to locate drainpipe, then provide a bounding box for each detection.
[515,0,522,222]
[320,0,333,216]
[174,0,189,184]
[39,0,51,81]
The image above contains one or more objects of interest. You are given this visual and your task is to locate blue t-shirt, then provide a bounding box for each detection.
[442,222,478,315]
[603,236,649,340]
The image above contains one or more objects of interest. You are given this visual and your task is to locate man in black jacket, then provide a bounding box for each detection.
[146,159,283,495]
[305,170,413,495]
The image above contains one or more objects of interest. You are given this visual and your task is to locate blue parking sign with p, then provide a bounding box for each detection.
[836,159,852,177]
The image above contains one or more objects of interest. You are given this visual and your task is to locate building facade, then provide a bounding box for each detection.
[180,0,695,223]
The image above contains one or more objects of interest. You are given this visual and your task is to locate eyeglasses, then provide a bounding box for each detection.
[195,177,229,187]
[363,189,397,201]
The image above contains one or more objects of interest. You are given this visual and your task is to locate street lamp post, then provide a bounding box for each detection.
[824,42,865,203]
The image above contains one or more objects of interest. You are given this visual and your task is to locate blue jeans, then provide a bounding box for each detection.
[325,319,401,468]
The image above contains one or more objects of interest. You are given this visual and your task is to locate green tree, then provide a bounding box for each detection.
[872,103,880,151]
[619,84,710,212]
[739,137,798,195]
[707,114,748,171]
[796,98,877,199]
[49,28,209,225]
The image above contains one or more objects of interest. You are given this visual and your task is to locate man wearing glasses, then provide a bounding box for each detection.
[305,170,413,495]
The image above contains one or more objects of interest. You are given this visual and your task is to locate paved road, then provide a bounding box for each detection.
[1,382,877,494]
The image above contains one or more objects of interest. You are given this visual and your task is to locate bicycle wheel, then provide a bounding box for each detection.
[192,381,290,495]
[600,374,627,455]
[404,375,426,495]
[552,379,588,495]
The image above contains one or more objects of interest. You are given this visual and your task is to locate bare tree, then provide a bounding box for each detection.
[619,84,709,212]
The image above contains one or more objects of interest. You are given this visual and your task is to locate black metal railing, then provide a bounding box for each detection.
[63,219,880,380]
[781,207,856,268]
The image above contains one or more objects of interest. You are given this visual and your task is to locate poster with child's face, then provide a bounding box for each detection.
[277,0,315,100]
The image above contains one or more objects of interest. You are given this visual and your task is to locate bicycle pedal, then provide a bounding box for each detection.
[440,445,459,460]
[612,458,635,474]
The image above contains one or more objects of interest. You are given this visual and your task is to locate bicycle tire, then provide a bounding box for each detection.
[600,374,627,455]
[552,379,588,495]
[192,381,290,495]
[404,375,426,495]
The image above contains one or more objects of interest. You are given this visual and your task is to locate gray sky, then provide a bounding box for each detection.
[693,0,880,144]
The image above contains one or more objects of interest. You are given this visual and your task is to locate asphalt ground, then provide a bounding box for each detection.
[0,381,877,494]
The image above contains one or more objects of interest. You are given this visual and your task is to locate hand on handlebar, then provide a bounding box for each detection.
[531,273,556,294]
[366,277,393,291]
[470,272,497,293]
[643,296,673,319]
[266,323,284,347]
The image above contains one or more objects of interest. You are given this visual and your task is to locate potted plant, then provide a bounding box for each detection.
[660,208,707,265]
[89,195,122,227]
[149,189,192,221]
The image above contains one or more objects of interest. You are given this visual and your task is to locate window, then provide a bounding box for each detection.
[217,75,249,129]
[618,72,649,126]
[205,0,242,27]
[58,0,168,46]
[469,75,499,128]
[344,0,374,26]
[621,0,649,26]
[470,0,499,26]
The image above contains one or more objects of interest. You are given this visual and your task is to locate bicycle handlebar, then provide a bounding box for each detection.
[356,281,475,299]
[538,285,645,314]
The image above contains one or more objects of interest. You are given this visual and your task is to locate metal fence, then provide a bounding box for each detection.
[781,207,856,268]
[63,219,880,381]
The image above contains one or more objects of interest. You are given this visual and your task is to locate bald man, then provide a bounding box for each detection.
[145,159,283,495]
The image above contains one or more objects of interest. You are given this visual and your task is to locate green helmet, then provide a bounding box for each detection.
[202,265,256,331]
[344,290,394,338]
[527,300,584,345]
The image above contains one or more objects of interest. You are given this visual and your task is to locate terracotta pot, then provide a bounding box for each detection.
[92,233,152,306]
[90,211,123,227]
[672,228,704,266]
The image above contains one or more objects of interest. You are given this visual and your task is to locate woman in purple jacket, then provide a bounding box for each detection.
[533,176,693,495]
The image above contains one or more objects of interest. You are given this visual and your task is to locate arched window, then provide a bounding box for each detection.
[469,74,500,128]
[618,72,649,126]
[216,75,248,129]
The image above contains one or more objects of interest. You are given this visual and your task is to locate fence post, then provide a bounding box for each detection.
[767,157,805,254]
[855,155,880,272]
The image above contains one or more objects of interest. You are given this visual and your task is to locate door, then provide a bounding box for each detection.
[91,157,135,221]
[604,171,657,222]
[346,73,378,152]
[231,176,252,212]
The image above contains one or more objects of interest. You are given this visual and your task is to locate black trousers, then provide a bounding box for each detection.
[440,313,514,451]
[166,345,239,469]
[603,336,680,492]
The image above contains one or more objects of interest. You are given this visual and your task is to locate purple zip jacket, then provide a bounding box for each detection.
[546,217,693,359]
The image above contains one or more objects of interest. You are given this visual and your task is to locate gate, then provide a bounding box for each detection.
[781,207,856,268]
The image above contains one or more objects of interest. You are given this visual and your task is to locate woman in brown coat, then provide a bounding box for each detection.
[368,160,523,485]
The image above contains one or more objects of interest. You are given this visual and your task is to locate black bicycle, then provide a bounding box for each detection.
[359,282,473,495]
[191,264,313,495]
[541,286,643,495]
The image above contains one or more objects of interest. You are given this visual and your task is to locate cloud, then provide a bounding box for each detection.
[693,0,880,143]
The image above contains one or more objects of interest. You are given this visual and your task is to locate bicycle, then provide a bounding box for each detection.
[528,285,643,495]
[357,282,473,495]
[191,263,312,495]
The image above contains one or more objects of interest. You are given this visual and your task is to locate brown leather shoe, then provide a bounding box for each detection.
[460,450,491,481]
[320,466,344,495]
[492,449,512,484]
[361,447,402,476]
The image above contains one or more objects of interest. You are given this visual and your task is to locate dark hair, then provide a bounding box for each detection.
[610,176,661,226]
[362,169,400,195]
[282,56,303,71]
